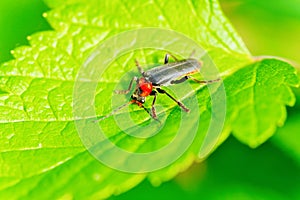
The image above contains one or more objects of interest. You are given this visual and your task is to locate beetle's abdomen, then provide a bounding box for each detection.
[143,58,201,86]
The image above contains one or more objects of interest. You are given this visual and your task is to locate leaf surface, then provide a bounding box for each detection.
[0,0,298,199]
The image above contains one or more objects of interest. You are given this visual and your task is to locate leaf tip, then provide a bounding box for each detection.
[148,177,162,187]
[42,12,48,18]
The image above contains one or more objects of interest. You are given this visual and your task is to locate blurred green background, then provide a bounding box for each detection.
[0,0,299,199]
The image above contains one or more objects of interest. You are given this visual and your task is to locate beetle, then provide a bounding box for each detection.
[95,53,219,122]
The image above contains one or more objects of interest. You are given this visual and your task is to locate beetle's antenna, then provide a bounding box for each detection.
[189,49,196,58]
[135,59,144,75]
[93,101,134,122]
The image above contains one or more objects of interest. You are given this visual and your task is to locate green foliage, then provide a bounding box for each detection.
[0,0,298,199]
[272,82,300,165]
[112,136,300,200]
[220,0,300,63]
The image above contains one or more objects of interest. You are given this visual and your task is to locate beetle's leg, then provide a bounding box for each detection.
[164,53,179,64]
[164,54,169,64]
[139,101,161,124]
[170,76,188,84]
[114,76,138,94]
[187,76,220,84]
[150,91,158,119]
[171,76,220,85]
[135,59,144,75]
[156,88,190,112]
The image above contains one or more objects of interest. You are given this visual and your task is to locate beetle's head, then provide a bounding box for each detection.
[138,77,153,96]
[131,78,153,104]
[131,93,146,104]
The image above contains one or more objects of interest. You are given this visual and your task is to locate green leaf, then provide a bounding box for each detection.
[225,59,299,147]
[0,0,298,199]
